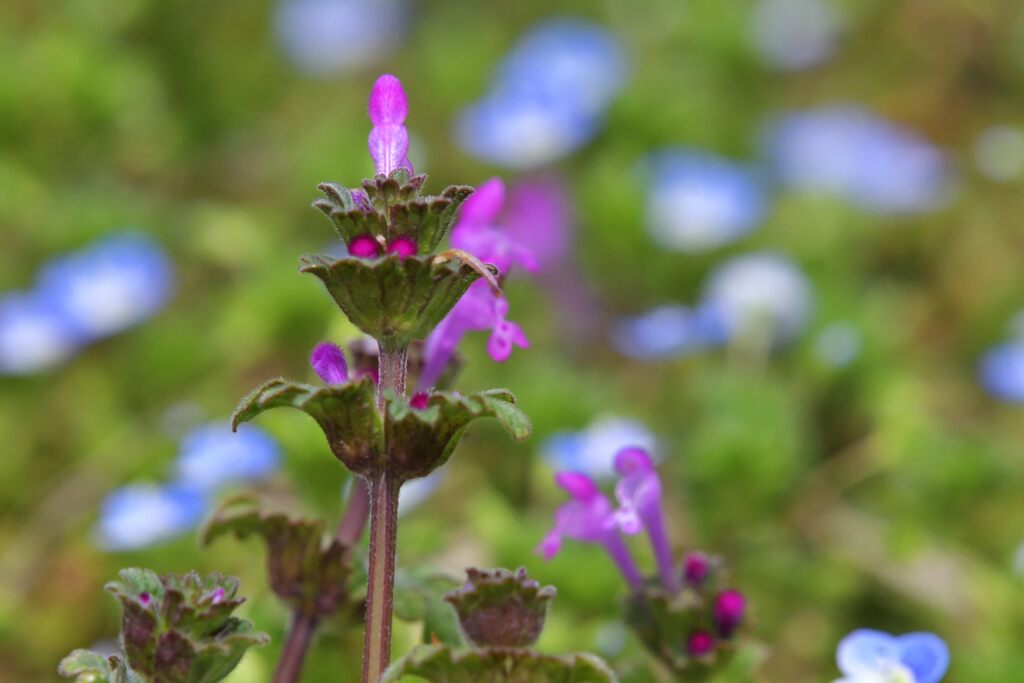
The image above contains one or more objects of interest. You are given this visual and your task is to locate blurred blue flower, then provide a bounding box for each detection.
[455,18,626,169]
[274,0,409,75]
[751,0,841,72]
[834,629,949,683]
[176,422,281,493]
[0,293,82,375]
[37,232,174,342]
[543,415,658,480]
[611,303,728,360]
[973,125,1024,183]
[766,105,953,214]
[96,483,206,551]
[645,150,766,252]
[978,341,1024,404]
[815,322,862,368]
[703,251,813,346]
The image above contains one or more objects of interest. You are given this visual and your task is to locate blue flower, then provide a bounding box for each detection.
[703,251,813,346]
[750,0,842,72]
[0,292,82,375]
[834,629,949,683]
[611,304,729,360]
[274,0,408,75]
[542,415,658,480]
[645,150,766,252]
[766,105,953,215]
[455,18,626,169]
[37,232,174,341]
[978,341,1024,404]
[96,483,206,551]
[175,422,281,493]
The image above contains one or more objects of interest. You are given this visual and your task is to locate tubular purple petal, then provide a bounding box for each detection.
[614,447,679,593]
[368,74,408,125]
[368,123,412,176]
[458,178,506,225]
[310,342,349,384]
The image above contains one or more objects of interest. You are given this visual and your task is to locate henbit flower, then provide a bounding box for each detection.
[503,177,572,271]
[613,448,679,593]
[834,630,949,683]
[311,341,350,384]
[418,177,533,388]
[537,471,643,590]
[687,631,715,657]
[367,73,412,176]
[713,590,746,637]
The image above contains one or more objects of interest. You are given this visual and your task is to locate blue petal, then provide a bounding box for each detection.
[897,633,949,683]
[836,629,900,676]
[978,342,1024,403]
[176,422,281,492]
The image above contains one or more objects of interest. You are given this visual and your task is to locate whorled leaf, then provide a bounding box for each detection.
[59,650,143,683]
[381,645,618,683]
[299,253,489,350]
[443,567,555,649]
[232,376,382,475]
[201,496,349,618]
[385,388,531,481]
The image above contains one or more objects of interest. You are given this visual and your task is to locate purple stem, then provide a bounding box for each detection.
[361,345,407,683]
[602,534,643,591]
[272,612,318,683]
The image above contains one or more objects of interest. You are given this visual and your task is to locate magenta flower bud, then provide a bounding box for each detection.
[367,73,413,175]
[683,551,710,585]
[410,391,429,410]
[209,587,226,605]
[349,234,382,258]
[310,342,349,385]
[388,236,417,259]
[714,590,746,637]
[139,592,151,606]
[687,631,715,657]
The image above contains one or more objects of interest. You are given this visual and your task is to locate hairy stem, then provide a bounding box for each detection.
[272,612,317,683]
[361,469,401,683]
[360,345,407,683]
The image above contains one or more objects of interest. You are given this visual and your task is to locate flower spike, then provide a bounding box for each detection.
[367,74,413,175]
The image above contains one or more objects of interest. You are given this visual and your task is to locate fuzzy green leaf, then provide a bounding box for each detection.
[382,645,618,683]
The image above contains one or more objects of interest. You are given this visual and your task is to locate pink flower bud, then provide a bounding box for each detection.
[714,590,746,637]
[388,236,417,259]
[349,234,382,258]
[687,631,715,657]
[683,551,710,585]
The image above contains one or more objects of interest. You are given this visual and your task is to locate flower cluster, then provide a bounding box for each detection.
[0,233,173,375]
[539,448,747,666]
[456,18,626,169]
[97,422,279,550]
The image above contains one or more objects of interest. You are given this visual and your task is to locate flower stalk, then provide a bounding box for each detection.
[272,612,318,683]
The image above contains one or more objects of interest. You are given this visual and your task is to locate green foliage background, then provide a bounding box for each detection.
[2,0,1024,681]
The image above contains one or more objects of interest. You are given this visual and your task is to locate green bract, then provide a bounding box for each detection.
[232,378,530,481]
[443,567,555,649]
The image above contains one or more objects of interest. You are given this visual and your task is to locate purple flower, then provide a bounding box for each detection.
[311,342,350,384]
[687,631,715,657]
[419,177,533,388]
[367,74,412,176]
[613,447,678,593]
[537,472,643,590]
[683,551,711,586]
[834,630,949,683]
[503,177,572,271]
[713,590,746,637]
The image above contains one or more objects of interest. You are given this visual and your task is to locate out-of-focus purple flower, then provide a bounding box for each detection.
[815,322,862,368]
[419,178,533,388]
[713,590,746,637]
[96,483,206,551]
[503,177,573,271]
[973,125,1024,183]
[687,631,715,657]
[274,0,408,76]
[646,151,765,252]
[766,105,953,214]
[683,551,711,586]
[542,415,658,480]
[834,630,949,683]
[978,341,1024,403]
[455,18,626,169]
[175,423,281,493]
[751,0,841,71]
[613,448,678,593]
[703,251,813,346]
[368,74,412,176]
[37,232,174,341]
[611,303,730,360]
[0,293,81,375]
[311,341,349,384]
[537,472,643,589]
